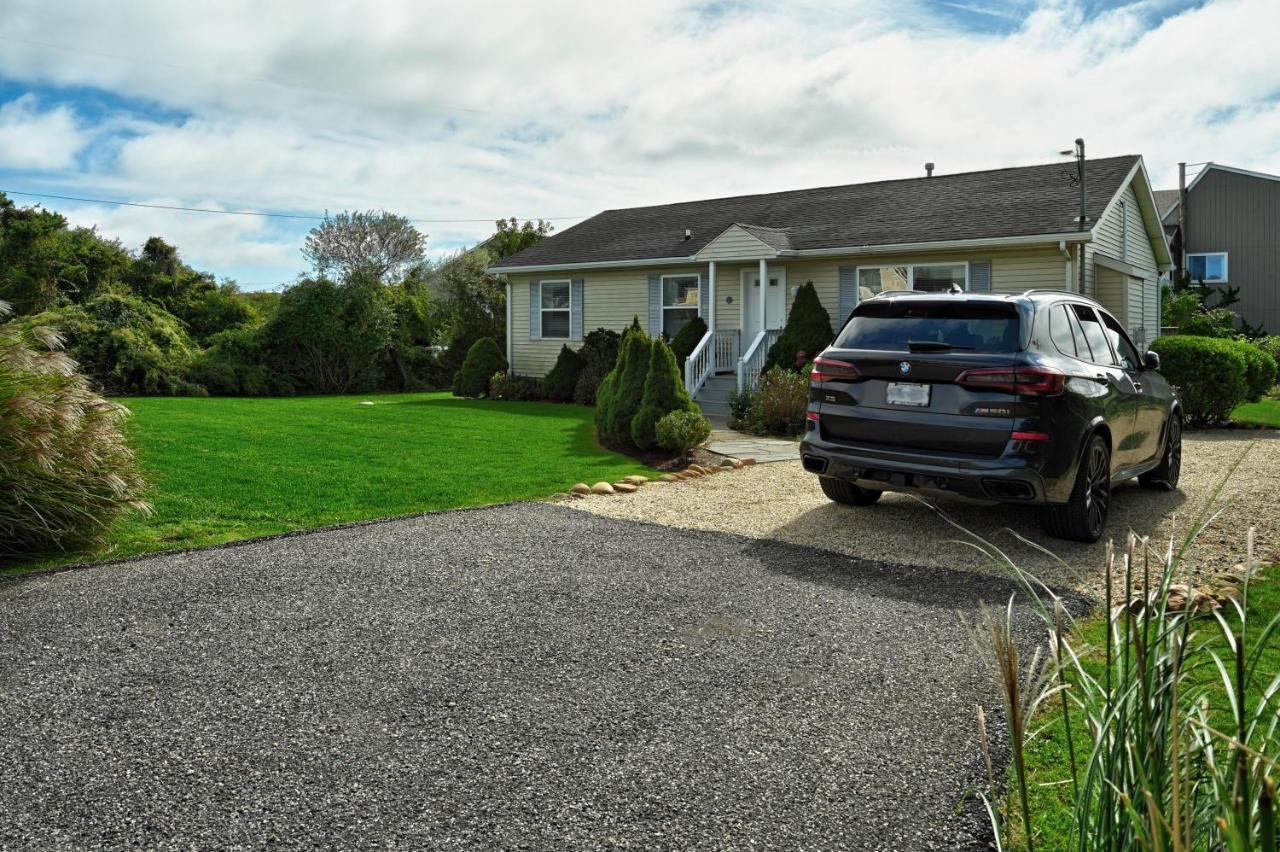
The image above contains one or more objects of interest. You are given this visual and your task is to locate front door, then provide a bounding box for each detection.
[742,266,786,341]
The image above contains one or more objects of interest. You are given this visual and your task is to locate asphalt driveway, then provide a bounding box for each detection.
[0,504,1038,850]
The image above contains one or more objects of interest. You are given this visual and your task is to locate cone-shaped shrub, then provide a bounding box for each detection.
[605,326,652,446]
[765,282,833,371]
[631,338,699,450]
[452,336,507,397]
[594,372,617,434]
[542,344,584,402]
[669,315,707,369]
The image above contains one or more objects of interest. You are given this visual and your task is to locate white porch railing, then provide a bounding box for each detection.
[713,329,740,372]
[683,330,715,397]
[737,328,782,392]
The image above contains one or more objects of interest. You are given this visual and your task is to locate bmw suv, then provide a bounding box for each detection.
[799,290,1181,542]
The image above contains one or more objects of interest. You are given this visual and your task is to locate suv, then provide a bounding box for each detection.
[799,290,1181,542]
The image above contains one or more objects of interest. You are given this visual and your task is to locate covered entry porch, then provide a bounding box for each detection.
[683,257,787,398]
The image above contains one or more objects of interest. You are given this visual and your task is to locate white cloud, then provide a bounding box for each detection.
[1,0,1278,286]
[0,94,85,170]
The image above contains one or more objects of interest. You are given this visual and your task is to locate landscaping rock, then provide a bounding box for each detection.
[613,483,638,494]
[658,474,679,482]
[571,483,592,495]
[623,475,649,485]
[720,459,735,469]
[731,459,745,469]
[590,482,615,495]
[688,464,707,474]
[741,458,757,466]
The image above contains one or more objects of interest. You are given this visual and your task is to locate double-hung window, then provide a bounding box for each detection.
[1186,252,1228,284]
[661,274,700,338]
[540,280,571,339]
[857,263,968,297]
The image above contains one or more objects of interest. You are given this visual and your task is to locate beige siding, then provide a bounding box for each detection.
[695,226,776,261]
[1092,181,1160,341]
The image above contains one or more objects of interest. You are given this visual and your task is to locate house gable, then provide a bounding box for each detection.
[693,224,785,261]
[1091,159,1172,271]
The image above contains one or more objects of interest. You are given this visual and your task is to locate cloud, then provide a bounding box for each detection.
[0,94,85,170]
[0,0,1277,287]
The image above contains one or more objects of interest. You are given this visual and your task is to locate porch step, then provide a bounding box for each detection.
[693,372,737,419]
[696,398,731,417]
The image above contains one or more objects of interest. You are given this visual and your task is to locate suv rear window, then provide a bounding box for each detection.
[833,300,1021,353]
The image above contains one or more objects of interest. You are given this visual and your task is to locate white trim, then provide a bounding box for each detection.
[538,278,573,340]
[707,261,717,335]
[489,255,694,273]
[659,272,701,337]
[853,260,969,297]
[1093,157,1174,269]
[1186,251,1229,284]
[504,279,512,372]
[1187,162,1280,194]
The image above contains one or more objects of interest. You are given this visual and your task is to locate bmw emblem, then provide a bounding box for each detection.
[899,361,912,376]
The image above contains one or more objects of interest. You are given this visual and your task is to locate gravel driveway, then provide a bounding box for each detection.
[568,431,1280,593]
[0,504,1038,851]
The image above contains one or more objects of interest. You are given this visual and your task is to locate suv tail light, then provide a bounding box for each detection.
[956,366,1065,396]
[810,356,861,383]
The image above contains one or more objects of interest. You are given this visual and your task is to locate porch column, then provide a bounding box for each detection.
[707,261,716,336]
[758,258,768,335]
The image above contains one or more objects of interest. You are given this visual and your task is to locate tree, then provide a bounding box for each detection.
[606,325,652,447]
[631,338,698,450]
[430,247,507,376]
[765,282,833,370]
[302,210,426,284]
[487,218,552,260]
[543,345,585,402]
[452,337,507,397]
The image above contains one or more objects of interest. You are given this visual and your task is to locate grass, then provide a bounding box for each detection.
[1233,396,1280,428]
[3,392,652,575]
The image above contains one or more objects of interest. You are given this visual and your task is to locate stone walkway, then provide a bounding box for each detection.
[707,429,800,464]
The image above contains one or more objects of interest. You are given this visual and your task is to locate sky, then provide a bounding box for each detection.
[0,0,1276,290]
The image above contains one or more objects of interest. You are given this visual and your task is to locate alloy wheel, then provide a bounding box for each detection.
[1083,442,1110,537]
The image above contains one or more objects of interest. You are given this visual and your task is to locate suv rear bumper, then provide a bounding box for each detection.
[799,432,1051,505]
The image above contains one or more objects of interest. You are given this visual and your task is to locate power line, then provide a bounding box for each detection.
[0,189,585,224]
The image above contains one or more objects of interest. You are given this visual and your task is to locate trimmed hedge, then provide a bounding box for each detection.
[543,344,584,402]
[1229,338,1277,402]
[1150,335,1247,425]
[765,282,832,371]
[631,338,698,450]
[489,372,543,400]
[452,337,507,398]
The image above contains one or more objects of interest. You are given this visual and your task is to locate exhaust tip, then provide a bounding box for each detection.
[802,455,828,474]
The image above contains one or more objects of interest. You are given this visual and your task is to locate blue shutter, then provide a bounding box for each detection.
[528,280,541,340]
[648,273,662,337]
[969,261,992,292]
[698,274,710,324]
[837,266,858,324]
[570,278,584,341]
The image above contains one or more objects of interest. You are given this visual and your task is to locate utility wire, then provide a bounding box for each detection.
[0,189,586,224]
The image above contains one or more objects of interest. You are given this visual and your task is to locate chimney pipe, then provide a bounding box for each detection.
[925,162,935,178]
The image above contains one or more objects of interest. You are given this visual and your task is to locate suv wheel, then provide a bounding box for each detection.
[820,476,882,506]
[1139,413,1182,491]
[1042,434,1111,543]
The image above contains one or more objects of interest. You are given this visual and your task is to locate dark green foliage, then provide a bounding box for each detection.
[432,248,507,379]
[727,368,809,435]
[1228,338,1277,402]
[489,373,543,401]
[669,315,707,369]
[766,282,832,370]
[486,218,552,260]
[383,281,441,391]
[543,345,585,402]
[23,292,201,395]
[605,326,652,447]
[726,386,757,432]
[452,337,507,398]
[187,326,272,396]
[594,321,642,440]
[655,410,712,461]
[1257,336,1280,374]
[573,327,621,405]
[1150,335,1248,425]
[594,372,617,434]
[631,338,697,450]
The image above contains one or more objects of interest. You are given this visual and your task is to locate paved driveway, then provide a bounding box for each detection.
[0,504,1038,850]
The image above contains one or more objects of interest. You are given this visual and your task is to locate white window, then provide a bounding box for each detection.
[857,262,968,299]
[1187,252,1228,284]
[540,280,571,339]
[661,274,700,338]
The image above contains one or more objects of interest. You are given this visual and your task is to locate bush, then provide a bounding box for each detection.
[452,336,507,397]
[765,282,833,371]
[1257,335,1280,375]
[1228,338,1277,402]
[22,292,201,395]
[1151,335,1248,425]
[574,327,621,405]
[543,344,584,402]
[0,300,149,557]
[656,410,712,462]
[726,386,758,433]
[604,326,652,447]
[594,372,617,435]
[756,367,810,435]
[668,315,707,370]
[488,372,543,401]
[188,326,271,396]
[630,338,698,450]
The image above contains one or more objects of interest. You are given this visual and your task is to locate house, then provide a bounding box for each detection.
[490,155,1173,417]
[1158,163,1280,334]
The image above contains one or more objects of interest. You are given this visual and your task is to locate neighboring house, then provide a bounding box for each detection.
[491,155,1172,417]
[1158,163,1280,333]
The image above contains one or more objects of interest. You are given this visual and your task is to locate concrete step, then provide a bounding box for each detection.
[696,399,731,417]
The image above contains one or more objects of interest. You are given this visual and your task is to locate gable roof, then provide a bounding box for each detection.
[493,155,1143,271]
[1157,162,1280,223]
[1152,189,1180,219]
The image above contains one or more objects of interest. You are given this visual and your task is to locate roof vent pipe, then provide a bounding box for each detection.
[925,162,935,177]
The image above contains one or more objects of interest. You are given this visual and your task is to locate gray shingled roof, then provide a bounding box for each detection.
[495,155,1141,270]
[1152,188,1180,220]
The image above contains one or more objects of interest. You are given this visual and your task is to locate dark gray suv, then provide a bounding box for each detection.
[799,290,1181,542]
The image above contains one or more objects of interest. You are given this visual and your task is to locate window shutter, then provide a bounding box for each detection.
[648,273,661,336]
[570,278,584,341]
[698,275,710,324]
[837,266,858,324]
[528,280,541,340]
[969,261,992,292]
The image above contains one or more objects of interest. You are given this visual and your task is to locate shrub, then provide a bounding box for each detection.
[656,410,712,462]
[188,325,271,396]
[668,315,707,370]
[756,367,810,435]
[489,372,543,401]
[1228,338,1277,402]
[604,326,652,447]
[1256,335,1280,378]
[1151,335,1248,425]
[22,292,200,395]
[452,336,507,397]
[0,300,149,557]
[594,372,617,434]
[765,282,833,371]
[630,338,698,450]
[726,386,758,433]
[543,344,584,402]
[574,327,621,405]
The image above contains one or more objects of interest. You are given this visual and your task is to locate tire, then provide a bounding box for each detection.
[819,476,882,506]
[1042,434,1112,543]
[1139,412,1182,491]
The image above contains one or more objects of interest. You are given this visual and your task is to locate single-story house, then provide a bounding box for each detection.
[490,154,1173,417]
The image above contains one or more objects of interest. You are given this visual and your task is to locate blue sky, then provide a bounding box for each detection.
[0,0,1274,289]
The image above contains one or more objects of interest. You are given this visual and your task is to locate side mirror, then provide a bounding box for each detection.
[1142,351,1160,371]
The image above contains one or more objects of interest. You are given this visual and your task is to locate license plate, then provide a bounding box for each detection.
[886,382,930,406]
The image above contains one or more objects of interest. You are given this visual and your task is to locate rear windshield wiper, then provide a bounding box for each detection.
[907,340,974,352]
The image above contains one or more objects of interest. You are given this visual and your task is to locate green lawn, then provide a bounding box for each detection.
[4,392,651,574]
[1232,396,1280,428]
